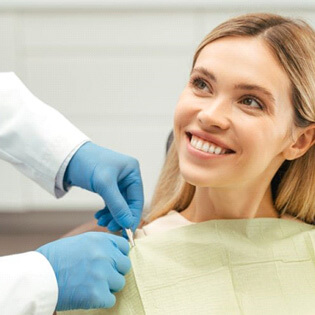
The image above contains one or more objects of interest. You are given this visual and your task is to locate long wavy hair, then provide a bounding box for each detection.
[145,13,315,224]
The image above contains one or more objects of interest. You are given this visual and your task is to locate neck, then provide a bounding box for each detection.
[180,184,279,223]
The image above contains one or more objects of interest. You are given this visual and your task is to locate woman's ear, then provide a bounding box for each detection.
[283,124,315,160]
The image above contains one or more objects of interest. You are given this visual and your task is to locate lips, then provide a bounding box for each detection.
[186,132,235,153]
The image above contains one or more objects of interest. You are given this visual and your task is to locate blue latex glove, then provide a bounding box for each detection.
[64,141,144,233]
[36,232,131,311]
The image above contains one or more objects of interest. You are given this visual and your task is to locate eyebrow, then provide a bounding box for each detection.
[191,67,276,105]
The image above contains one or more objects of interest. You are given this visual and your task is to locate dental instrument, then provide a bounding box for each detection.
[125,229,135,247]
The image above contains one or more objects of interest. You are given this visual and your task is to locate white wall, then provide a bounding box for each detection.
[0,1,314,212]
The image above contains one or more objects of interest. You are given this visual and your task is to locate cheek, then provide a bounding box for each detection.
[174,88,196,121]
[173,100,193,137]
[236,125,278,176]
[173,105,182,128]
[173,106,184,151]
[239,126,270,159]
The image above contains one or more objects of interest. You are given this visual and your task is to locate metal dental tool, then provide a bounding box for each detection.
[125,228,135,247]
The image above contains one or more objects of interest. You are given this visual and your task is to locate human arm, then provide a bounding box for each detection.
[0,252,58,315]
[36,232,131,312]
[0,72,144,232]
[0,72,89,197]
[64,142,144,233]
[0,232,131,314]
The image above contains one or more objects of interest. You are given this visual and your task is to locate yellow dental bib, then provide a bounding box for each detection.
[59,218,315,315]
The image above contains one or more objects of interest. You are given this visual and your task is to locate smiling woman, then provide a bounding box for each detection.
[146,13,315,225]
[59,12,315,315]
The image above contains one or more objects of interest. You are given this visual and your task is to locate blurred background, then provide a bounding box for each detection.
[0,0,314,255]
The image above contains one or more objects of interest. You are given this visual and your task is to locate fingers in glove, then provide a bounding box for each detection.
[95,208,107,220]
[99,182,133,229]
[112,251,132,275]
[108,270,126,293]
[107,234,130,256]
[97,211,112,227]
[107,219,122,232]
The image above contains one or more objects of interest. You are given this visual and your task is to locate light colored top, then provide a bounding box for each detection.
[134,210,300,240]
[134,210,194,239]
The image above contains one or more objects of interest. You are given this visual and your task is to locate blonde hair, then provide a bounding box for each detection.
[145,13,315,224]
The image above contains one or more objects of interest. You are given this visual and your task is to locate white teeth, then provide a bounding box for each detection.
[208,144,216,154]
[201,142,210,151]
[214,147,222,155]
[196,140,203,150]
[190,135,227,155]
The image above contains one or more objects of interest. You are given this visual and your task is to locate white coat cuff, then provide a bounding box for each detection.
[0,251,58,315]
[54,140,90,198]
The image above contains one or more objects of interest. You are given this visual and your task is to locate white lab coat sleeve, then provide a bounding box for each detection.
[54,141,88,198]
[0,251,58,315]
[0,72,90,197]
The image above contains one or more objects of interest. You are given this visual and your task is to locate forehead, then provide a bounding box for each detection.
[194,36,292,111]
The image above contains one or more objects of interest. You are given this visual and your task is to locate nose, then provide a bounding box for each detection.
[197,98,231,130]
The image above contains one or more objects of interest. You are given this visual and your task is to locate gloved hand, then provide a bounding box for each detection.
[64,141,144,233]
[36,232,131,311]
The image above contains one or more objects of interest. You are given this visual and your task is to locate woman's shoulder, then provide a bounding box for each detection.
[134,211,313,240]
[281,213,311,224]
[135,210,194,239]
[281,213,296,221]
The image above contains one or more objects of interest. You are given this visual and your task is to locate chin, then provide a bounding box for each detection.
[181,166,236,188]
[181,172,215,187]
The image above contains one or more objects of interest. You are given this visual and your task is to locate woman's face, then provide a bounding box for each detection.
[174,36,295,189]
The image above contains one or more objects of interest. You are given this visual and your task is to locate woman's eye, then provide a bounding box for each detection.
[189,78,264,111]
[241,97,264,110]
[191,77,210,92]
